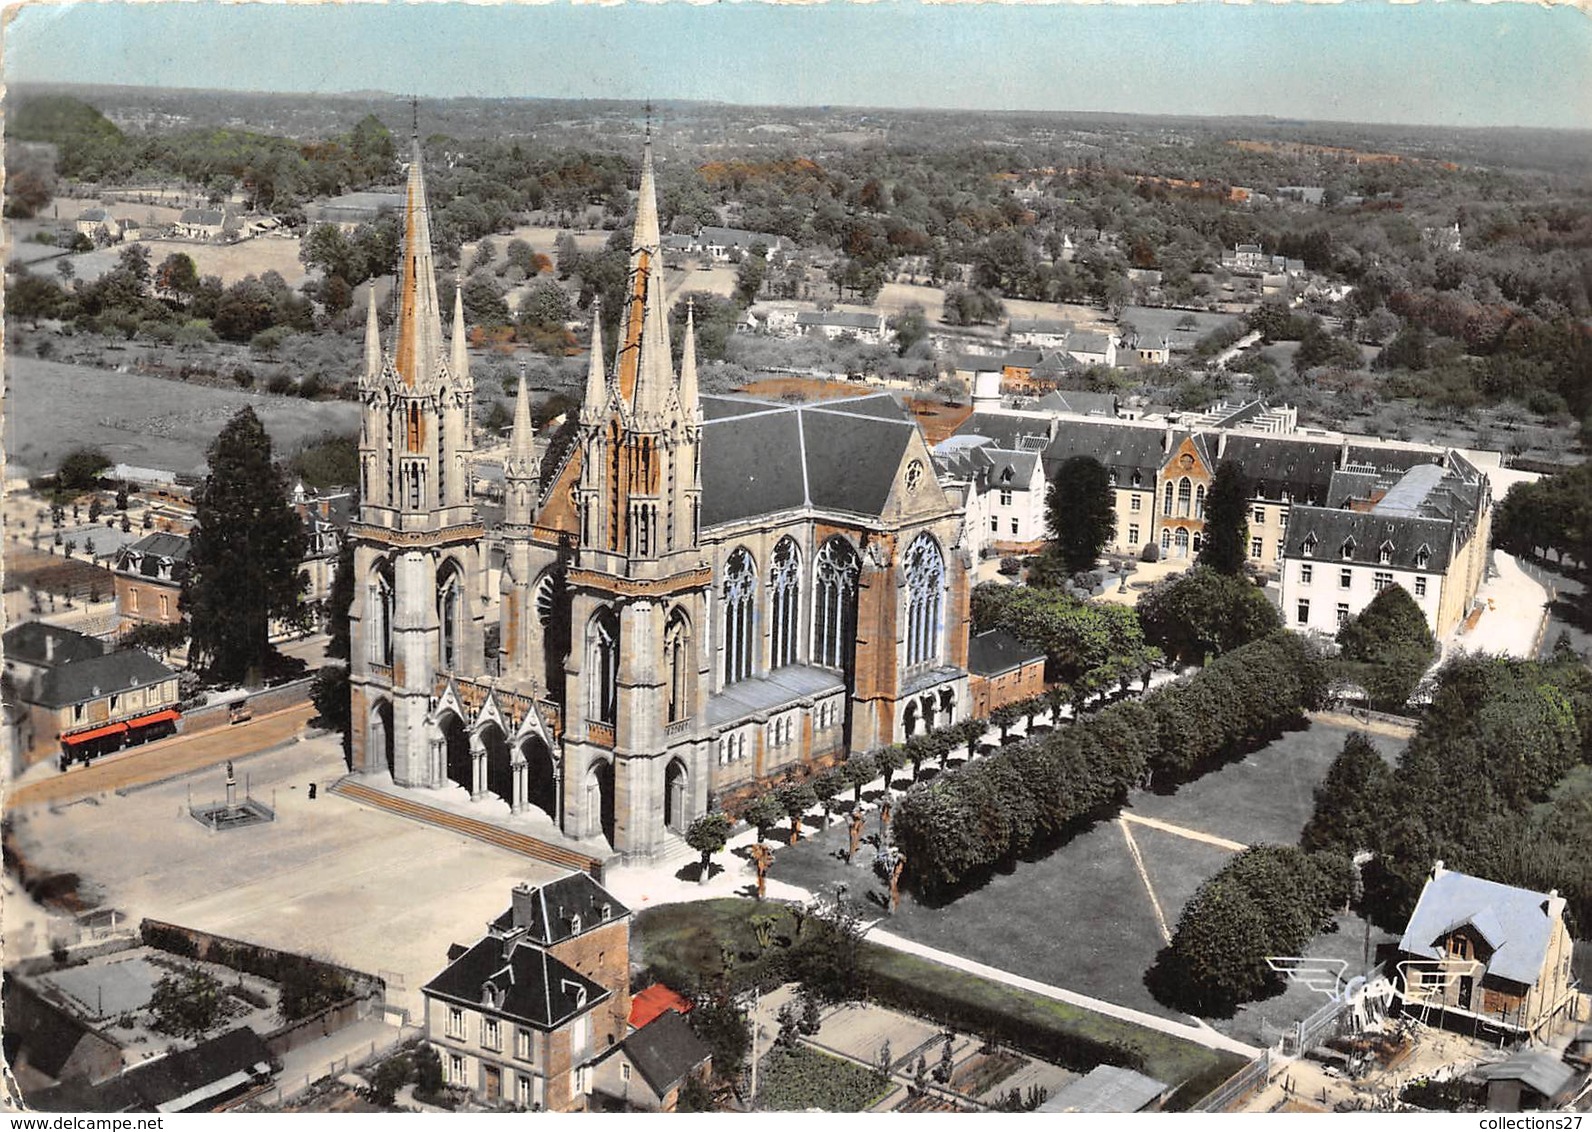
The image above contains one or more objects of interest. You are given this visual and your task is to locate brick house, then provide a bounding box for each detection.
[966,628,1046,719]
[422,874,632,1111]
[113,532,190,630]
[1395,863,1578,1039]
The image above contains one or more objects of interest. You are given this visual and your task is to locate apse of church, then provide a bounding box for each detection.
[349,129,972,864]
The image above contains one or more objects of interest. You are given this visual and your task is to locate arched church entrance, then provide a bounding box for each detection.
[664,758,689,833]
[369,699,394,777]
[440,712,471,790]
[481,722,512,804]
[523,737,558,821]
[584,760,615,847]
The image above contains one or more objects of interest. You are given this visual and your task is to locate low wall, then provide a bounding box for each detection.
[180,676,315,738]
[263,997,368,1057]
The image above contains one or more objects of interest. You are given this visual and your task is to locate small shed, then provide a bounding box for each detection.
[1036,1065,1171,1113]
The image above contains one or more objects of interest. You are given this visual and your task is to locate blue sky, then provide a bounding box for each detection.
[7,1,1590,130]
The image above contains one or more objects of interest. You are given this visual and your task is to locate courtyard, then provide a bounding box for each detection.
[768,720,1405,1047]
[5,734,565,1017]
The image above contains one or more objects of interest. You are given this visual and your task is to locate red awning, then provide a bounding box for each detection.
[127,709,181,729]
[62,722,129,746]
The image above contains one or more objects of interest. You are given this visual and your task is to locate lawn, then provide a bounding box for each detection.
[768,721,1404,1044]
[755,1045,893,1112]
[631,899,1243,1094]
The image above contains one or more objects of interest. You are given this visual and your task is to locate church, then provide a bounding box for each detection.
[348,133,972,862]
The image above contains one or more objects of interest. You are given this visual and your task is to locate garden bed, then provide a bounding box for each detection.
[756,1045,892,1112]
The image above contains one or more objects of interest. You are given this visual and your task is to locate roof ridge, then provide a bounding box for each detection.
[795,406,812,508]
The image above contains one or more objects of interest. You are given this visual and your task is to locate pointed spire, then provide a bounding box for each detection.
[580,303,609,425]
[631,138,662,255]
[508,362,535,474]
[364,284,382,383]
[677,299,699,415]
[451,277,469,386]
[393,133,444,387]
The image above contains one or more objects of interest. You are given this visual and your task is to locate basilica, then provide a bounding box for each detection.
[349,134,972,862]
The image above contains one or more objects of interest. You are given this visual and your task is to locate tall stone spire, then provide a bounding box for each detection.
[364,283,382,383]
[580,303,609,425]
[677,300,699,415]
[451,278,469,386]
[631,138,662,255]
[507,364,535,476]
[392,134,443,387]
[626,139,673,419]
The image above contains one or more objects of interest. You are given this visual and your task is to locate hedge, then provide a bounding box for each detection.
[894,632,1326,899]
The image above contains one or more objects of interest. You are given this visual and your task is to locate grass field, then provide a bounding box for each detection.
[5,356,359,477]
[631,899,1242,1092]
[770,722,1405,1045]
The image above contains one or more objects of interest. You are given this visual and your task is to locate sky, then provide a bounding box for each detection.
[6,0,1591,130]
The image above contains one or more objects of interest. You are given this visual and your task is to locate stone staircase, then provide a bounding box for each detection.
[330,777,606,879]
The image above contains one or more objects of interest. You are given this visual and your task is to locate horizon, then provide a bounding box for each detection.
[7,1,1592,132]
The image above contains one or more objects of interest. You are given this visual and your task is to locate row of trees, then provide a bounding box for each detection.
[893,631,1328,900]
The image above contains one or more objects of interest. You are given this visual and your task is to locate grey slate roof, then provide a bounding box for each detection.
[795,311,885,330]
[1043,420,1169,486]
[620,1009,710,1096]
[704,664,845,727]
[954,412,1054,453]
[1282,508,1452,572]
[30,1027,276,1113]
[32,651,178,709]
[1031,390,1119,418]
[984,448,1041,489]
[1008,318,1072,336]
[1399,870,1564,987]
[1214,435,1339,502]
[1066,331,1113,356]
[488,872,630,946]
[121,531,192,563]
[1471,1050,1578,1099]
[697,394,917,526]
[3,623,106,669]
[422,938,609,1030]
[698,226,779,250]
[1037,1065,1169,1112]
[966,628,1045,678]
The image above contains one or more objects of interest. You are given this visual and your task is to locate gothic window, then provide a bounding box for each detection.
[407,402,422,452]
[722,548,756,686]
[369,562,395,666]
[904,532,946,670]
[665,608,690,724]
[534,575,557,627]
[769,537,801,670]
[438,565,461,671]
[813,536,861,671]
[1162,482,1174,516]
[589,609,619,726]
[1178,478,1193,518]
[1195,483,1206,519]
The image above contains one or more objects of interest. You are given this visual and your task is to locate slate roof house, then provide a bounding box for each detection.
[423,874,633,1111]
[794,309,889,345]
[113,531,191,630]
[592,1008,712,1112]
[1395,864,1578,1040]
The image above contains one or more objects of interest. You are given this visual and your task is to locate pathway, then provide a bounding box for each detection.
[1120,812,1250,853]
[7,701,315,809]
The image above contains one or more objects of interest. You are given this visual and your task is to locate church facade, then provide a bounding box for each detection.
[349,136,971,862]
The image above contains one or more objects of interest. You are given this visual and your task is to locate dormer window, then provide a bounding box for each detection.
[1131,470,1142,487]
[562,980,588,1008]
[1301,535,1317,558]
[1415,545,1431,570]
[1340,538,1355,561]
[600,903,612,921]
[569,914,582,935]
[1378,541,1394,565]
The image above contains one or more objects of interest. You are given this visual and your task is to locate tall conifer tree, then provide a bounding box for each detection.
[183,407,307,685]
[1198,460,1249,575]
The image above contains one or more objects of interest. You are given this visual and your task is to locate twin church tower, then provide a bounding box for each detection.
[349,127,971,863]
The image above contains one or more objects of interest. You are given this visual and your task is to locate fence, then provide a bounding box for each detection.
[179,675,316,738]
[1283,997,1351,1057]
[1190,1049,1273,1113]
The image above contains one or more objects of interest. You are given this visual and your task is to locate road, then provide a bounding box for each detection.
[7,701,316,809]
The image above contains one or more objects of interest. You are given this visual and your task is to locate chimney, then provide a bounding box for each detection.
[1431,859,1446,880]
[1546,889,1566,922]
[1217,433,1228,461]
[1163,425,1174,453]
[45,633,56,663]
[1339,438,1350,468]
[510,881,537,929]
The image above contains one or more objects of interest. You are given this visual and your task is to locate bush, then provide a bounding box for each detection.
[1137,566,1281,666]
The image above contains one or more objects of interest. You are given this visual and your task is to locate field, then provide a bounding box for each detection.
[5,356,358,477]
[64,235,310,288]
[770,721,1404,1046]
[874,281,1108,331]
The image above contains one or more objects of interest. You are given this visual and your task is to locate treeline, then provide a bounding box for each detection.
[971,582,1159,706]
[1304,653,1592,933]
[1493,462,1592,574]
[893,631,1328,900]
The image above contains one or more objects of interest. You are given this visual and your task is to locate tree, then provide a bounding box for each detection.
[1137,567,1280,665]
[183,407,308,686]
[1300,733,1392,854]
[776,781,818,845]
[1197,461,1249,575]
[733,244,768,306]
[742,794,784,844]
[892,303,929,356]
[842,751,878,805]
[57,447,110,491]
[325,538,355,661]
[155,252,199,300]
[1046,456,1115,575]
[685,812,733,883]
[147,969,222,1040]
[311,665,351,762]
[690,994,751,1077]
[1336,584,1437,710]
